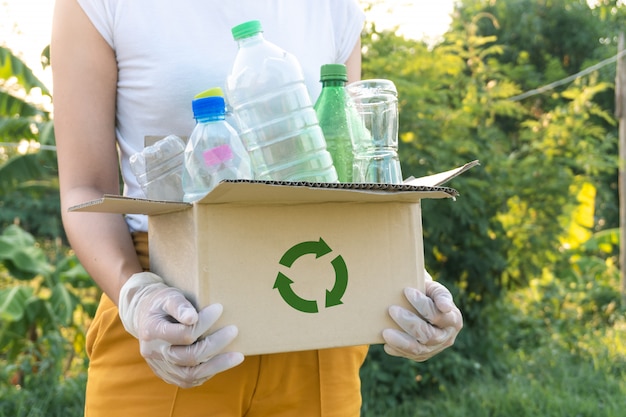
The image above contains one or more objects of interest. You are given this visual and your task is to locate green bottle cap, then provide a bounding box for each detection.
[194,87,224,99]
[320,64,348,82]
[232,20,263,41]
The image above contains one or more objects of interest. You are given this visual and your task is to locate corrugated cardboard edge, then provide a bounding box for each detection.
[70,195,190,215]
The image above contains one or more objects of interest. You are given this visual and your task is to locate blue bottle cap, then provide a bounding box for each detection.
[192,96,226,120]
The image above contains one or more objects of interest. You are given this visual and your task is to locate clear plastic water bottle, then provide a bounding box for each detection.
[314,64,356,183]
[182,88,252,202]
[130,134,186,201]
[225,20,338,183]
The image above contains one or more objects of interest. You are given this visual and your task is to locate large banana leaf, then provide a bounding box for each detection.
[0,153,52,193]
[0,286,33,322]
[0,224,54,280]
[0,46,50,95]
[0,91,43,119]
[0,116,40,141]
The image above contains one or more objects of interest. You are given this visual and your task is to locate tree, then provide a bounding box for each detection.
[358,2,618,409]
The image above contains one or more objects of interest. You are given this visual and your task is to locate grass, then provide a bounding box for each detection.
[385,349,626,417]
[364,268,626,417]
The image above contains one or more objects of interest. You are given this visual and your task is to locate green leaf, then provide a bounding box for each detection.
[0,286,34,322]
[0,153,50,194]
[0,225,53,279]
[0,92,43,119]
[0,46,50,95]
[49,283,79,326]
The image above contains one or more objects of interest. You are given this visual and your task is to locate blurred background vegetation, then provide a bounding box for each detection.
[2,0,626,416]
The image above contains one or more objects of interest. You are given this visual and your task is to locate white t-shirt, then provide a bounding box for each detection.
[77,0,366,232]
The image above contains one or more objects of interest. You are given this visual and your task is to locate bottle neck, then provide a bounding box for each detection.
[322,79,347,88]
[196,113,225,123]
[236,32,264,47]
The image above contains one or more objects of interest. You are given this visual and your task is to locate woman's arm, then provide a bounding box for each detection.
[344,37,362,83]
[51,0,142,305]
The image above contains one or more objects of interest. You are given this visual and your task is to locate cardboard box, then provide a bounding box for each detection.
[70,161,478,355]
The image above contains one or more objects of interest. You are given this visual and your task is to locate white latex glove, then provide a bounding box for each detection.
[383,270,463,362]
[118,272,244,388]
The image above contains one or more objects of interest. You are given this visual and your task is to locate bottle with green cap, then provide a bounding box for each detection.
[225,20,338,183]
[313,63,358,183]
[182,87,252,202]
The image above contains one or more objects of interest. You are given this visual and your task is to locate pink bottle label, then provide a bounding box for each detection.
[203,144,233,167]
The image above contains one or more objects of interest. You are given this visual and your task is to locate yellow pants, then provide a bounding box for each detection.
[84,232,369,416]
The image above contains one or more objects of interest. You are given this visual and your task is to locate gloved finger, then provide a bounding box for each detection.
[404,286,463,330]
[155,303,224,347]
[141,294,213,346]
[192,303,225,341]
[165,325,239,366]
[148,351,245,388]
[403,287,438,322]
[141,315,200,346]
[388,305,456,346]
[159,288,199,326]
[184,351,245,386]
[423,280,456,314]
[382,329,446,362]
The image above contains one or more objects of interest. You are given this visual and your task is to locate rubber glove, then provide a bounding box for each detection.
[118,272,244,388]
[382,270,463,362]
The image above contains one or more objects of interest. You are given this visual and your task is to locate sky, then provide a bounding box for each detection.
[0,0,455,88]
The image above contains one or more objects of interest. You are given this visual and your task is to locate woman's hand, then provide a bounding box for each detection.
[383,274,463,362]
[118,272,244,388]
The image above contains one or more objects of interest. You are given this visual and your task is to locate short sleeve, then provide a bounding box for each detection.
[77,0,116,48]
[331,0,366,64]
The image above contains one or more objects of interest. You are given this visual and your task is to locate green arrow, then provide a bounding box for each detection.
[273,272,319,313]
[325,255,348,308]
[279,238,332,268]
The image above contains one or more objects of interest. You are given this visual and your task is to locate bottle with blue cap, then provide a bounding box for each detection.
[182,87,252,202]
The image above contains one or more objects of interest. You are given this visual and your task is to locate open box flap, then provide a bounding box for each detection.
[69,195,190,215]
[403,160,480,187]
[70,182,457,215]
[69,161,477,216]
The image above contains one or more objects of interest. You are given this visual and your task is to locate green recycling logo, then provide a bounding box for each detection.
[273,238,348,314]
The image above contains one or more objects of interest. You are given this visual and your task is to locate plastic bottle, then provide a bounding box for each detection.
[225,20,338,183]
[130,134,186,201]
[182,87,252,202]
[313,64,356,183]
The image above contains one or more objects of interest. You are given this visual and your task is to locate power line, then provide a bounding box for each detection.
[508,49,626,102]
[0,142,56,151]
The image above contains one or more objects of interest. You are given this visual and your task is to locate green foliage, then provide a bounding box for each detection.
[0,374,86,417]
[358,0,621,411]
[360,0,618,307]
[0,46,61,240]
[454,0,608,77]
[361,226,625,416]
[0,224,97,389]
[0,46,49,95]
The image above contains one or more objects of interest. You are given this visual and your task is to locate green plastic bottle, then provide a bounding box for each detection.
[314,64,356,183]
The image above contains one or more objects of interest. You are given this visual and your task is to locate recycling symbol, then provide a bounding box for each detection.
[273,238,348,314]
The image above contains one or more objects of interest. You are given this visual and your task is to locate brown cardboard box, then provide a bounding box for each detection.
[70,161,477,355]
